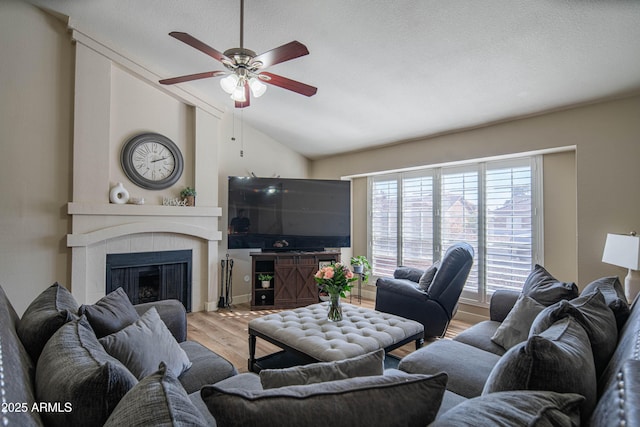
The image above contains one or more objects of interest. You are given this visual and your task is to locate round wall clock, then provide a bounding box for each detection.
[121,133,184,190]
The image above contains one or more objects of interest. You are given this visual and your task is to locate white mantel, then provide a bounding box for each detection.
[67,202,223,310]
[67,203,222,245]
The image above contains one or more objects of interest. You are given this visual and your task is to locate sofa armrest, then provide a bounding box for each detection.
[134,299,187,342]
[375,277,430,300]
[489,289,520,322]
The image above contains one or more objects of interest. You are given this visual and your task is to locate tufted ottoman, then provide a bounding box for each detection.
[248,302,424,372]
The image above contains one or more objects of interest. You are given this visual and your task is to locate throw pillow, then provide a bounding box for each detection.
[104,362,208,427]
[491,294,545,350]
[432,390,584,427]
[418,261,440,291]
[483,317,597,422]
[17,282,79,361]
[35,316,138,427]
[259,349,385,389]
[202,371,448,427]
[99,306,192,380]
[521,264,578,306]
[78,287,139,338]
[393,266,424,283]
[530,289,617,377]
[581,276,629,330]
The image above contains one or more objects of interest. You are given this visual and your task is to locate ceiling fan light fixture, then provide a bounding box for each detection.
[249,77,267,98]
[220,74,239,94]
[230,83,247,102]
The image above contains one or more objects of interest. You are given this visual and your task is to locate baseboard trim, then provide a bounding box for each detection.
[452,309,489,325]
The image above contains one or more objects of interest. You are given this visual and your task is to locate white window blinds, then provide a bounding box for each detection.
[368,156,541,304]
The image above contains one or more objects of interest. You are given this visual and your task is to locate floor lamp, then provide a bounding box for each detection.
[602,232,640,303]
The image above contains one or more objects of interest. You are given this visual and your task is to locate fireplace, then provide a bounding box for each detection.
[106,250,192,312]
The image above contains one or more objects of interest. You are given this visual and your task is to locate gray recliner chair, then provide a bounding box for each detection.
[374,242,474,339]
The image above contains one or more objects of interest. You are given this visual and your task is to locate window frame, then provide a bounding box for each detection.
[367,155,543,306]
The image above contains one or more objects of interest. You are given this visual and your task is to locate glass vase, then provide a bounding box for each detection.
[327,293,343,322]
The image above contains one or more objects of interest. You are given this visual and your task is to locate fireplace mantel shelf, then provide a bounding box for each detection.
[68,202,222,217]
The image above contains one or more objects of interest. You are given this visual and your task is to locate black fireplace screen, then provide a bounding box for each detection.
[106,250,192,312]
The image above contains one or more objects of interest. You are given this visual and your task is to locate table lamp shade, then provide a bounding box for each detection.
[602,233,640,270]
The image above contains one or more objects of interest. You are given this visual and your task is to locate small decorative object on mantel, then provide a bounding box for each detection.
[128,197,145,205]
[258,274,273,289]
[180,187,197,206]
[162,197,187,206]
[109,182,130,204]
[314,262,357,322]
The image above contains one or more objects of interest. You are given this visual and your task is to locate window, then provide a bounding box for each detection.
[368,156,541,304]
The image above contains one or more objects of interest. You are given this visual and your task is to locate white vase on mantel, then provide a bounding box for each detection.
[109,182,130,204]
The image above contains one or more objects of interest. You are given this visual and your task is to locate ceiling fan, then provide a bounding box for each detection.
[159,0,317,108]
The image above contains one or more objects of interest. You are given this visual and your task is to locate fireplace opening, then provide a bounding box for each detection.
[106,250,192,312]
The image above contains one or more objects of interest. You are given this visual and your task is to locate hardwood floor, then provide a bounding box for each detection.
[187,298,473,373]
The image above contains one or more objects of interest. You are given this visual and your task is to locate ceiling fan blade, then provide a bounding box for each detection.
[159,70,226,85]
[169,32,230,63]
[259,72,317,97]
[251,41,309,68]
[235,84,250,108]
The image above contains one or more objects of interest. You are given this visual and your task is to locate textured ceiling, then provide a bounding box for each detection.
[25,0,640,159]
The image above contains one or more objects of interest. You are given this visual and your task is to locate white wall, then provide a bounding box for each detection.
[0,0,74,315]
[217,112,310,302]
[312,96,640,296]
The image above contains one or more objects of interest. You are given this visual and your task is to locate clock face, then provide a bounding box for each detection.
[121,133,184,190]
[132,142,176,181]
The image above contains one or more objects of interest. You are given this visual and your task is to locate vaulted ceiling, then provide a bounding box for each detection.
[26,0,640,159]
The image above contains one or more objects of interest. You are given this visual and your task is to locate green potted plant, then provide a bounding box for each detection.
[258,273,273,289]
[180,187,197,206]
[350,255,372,283]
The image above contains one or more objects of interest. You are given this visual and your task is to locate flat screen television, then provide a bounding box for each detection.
[227,176,351,251]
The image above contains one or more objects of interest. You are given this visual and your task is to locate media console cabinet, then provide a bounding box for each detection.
[250,251,341,310]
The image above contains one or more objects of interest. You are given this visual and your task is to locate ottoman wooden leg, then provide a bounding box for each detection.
[248,333,257,372]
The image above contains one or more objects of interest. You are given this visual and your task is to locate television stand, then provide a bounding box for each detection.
[250,251,340,310]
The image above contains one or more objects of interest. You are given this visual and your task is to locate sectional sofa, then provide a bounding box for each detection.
[3,265,639,426]
[399,266,639,426]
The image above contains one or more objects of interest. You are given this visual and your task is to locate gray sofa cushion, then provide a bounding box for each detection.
[99,306,192,380]
[453,320,506,356]
[522,264,578,306]
[178,340,239,394]
[259,349,384,389]
[530,289,617,377]
[436,390,468,419]
[35,316,138,427]
[17,282,78,361]
[134,299,187,342]
[432,391,584,427]
[483,316,597,421]
[581,276,629,330]
[491,294,545,350]
[78,287,139,338]
[104,363,208,427]
[201,371,448,427]
[399,339,501,398]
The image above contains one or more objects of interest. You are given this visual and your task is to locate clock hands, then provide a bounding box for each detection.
[151,157,168,163]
